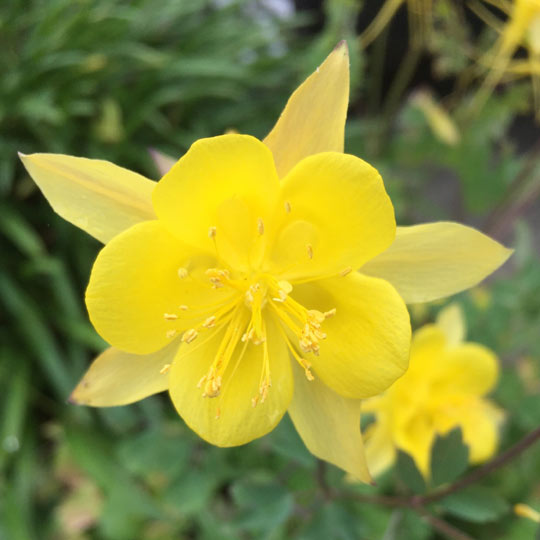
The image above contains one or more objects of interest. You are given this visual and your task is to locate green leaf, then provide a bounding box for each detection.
[381,509,431,540]
[430,428,469,487]
[163,468,219,518]
[266,415,315,468]
[439,486,509,523]
[231,477,294,533]
[298,501,365,540]
[395,450,426,494]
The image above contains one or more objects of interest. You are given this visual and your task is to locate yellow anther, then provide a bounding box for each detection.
[307,243,314,259]
[166,329,177,339]
[307,309,325,324]
[299,358,315,381]
[277,280,292,294]
[163,313,178,321]
[215,407,221,420]
[324,308,337,319]
[284,200,291,213]
[206,268,230,289]
[515,503,540,523]
[251,396,259,408]
[202,315,216,328]
[159,364,171,374]
[257,217,265,235]
[182,328,198,344]
[179,305,189,311]
[340,266,352,277]
[206,268,230,279]
[251,335,266,346]
[208,226,217,239]
[203,375,221,398]
[177,267,188,279]
[245,282,262,306]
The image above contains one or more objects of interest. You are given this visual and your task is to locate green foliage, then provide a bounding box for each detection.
[1,0,540,538]
[439,486,509,523]
[430,428,470,488]
[395,451,426,495]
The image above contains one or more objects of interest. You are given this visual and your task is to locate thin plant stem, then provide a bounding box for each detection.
[415,507,475,540]
[339,423,540,507]
[484,139,540,238]
[420,423,540,505]
[381,45,422,137]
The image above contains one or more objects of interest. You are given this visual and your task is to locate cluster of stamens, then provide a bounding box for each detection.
[158,220,350,418]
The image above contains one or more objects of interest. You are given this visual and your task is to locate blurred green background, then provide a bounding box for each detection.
[1,0,540,538]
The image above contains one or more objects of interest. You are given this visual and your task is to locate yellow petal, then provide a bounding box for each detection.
[363,420,396,478]
[70,345,175,406]
[86,220,232,354]
[404,324,446,378]
[264,42,349,178]
[362,222,512,304]
[293,273,411,399]
[438,343,499,396]
[436,303,466,345]
[433,399,502,463]
[153,134,280,270]
[168,315,292,447]
[394,413,435,477]
[19,153,156,243]
[268,152,395,280]
[288,364,371,482]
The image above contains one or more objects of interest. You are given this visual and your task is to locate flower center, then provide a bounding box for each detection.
[163,261,335,411]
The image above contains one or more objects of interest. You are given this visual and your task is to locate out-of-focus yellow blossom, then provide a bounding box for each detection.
[514,503,540,522]
[411,90,460,146]
[20,43,510,481]
[475,0,540,118]
[360,0,433,48]
[364,304,503,477]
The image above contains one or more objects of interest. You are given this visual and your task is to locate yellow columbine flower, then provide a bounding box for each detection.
[363,304,504,478]
[475,0,540,118]
[19,43,511,481]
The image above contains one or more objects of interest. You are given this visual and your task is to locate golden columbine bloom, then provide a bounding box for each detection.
[363,304,503,478]
[19,43,511,481]
[475,0,540,118]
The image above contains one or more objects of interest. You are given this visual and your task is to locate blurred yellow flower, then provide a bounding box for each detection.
[364,304,503,478]
[20,43,510,481]
[475,0,540,118]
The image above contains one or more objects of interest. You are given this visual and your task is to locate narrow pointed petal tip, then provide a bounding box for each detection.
[66,394,80,405]
[333,40,349,53]
[17,151,27,159]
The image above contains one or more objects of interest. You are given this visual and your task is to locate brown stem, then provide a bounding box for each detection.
[316,459,332,500]
[484,139,540,239]
[340,424,540,507]
[421,423,540,505]
[416,508,475,540]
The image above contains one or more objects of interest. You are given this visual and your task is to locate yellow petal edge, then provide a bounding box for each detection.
[19,153,156,243]
[362,222,513,303]
[70,345,173,406]
[264,41,350,178]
